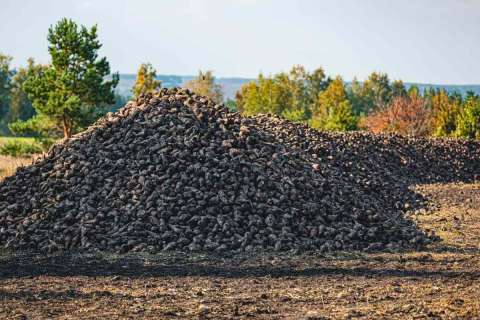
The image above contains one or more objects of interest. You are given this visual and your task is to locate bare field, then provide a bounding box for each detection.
[0,183,479,319]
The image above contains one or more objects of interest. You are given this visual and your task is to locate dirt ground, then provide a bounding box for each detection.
[0,183,479,319]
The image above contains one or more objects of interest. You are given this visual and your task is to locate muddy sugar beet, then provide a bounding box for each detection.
[1,88,479,254]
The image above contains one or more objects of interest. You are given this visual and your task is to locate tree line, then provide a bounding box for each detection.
[236,67,480,139]
[0,18,479,151]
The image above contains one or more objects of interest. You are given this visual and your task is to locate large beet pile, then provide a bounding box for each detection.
[1,88,479,254]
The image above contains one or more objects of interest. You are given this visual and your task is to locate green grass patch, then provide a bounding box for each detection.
[0,137,43,157]
[0,136,36,146]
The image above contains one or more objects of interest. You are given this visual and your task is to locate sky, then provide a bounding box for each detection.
[1,0,479,84]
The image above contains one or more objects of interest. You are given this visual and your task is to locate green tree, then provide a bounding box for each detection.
[430,89,459,137]
[366,72,392,110]
[280,65,329,122]
[8,58,46,124]
[450,91,464,105]
[311,76,357,131]
[225,99,237,112]
[0,53,13,134]
[455,95,480,139]
[306,67,331,99]
[391,80,407,98]
[236,65,329,122]
[236,80,258,114]
[407,85,420,98]
[239,74,286,115]
[347,72,392,116]
[346,78,364,116]
[132,63,161,98]
[237,73,292,117]
[184,70,223,103]
[14,18,119,139]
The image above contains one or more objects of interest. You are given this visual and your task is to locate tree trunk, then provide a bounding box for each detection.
[62,115,72,139]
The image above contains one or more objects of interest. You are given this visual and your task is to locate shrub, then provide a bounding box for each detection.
[362,96,431,136]
[0,140,43,157]
[455,96,480,139]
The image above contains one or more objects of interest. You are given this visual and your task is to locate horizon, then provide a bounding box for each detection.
[118,73,480,86]
[113,73,480,100]
[1,0,479,84]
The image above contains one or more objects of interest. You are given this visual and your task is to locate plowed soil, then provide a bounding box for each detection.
[1,183,479,319]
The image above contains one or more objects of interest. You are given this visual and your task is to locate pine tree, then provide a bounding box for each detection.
[364,72,392,110]
[16,18,119,139]
[391,80,407,98]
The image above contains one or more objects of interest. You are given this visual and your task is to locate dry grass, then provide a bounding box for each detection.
[0,155,36,181]
[0,137,40,181]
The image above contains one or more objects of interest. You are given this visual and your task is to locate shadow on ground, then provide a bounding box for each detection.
[1,244,479,280]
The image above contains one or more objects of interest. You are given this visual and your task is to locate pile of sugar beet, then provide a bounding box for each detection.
[1,88,479,254]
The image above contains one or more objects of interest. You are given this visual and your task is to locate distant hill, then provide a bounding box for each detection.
[116,74,480,101]
[403,83,480,97]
